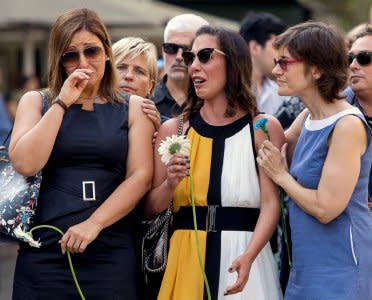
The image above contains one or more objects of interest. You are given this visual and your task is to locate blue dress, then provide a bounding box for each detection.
[13,98,140,300]
[286,107,372,300]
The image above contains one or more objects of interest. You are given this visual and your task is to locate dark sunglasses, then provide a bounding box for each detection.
[348,51,372,66]
[61,46,104,68]
[274,57,302,72]
[162,43,190,55]
[182,48,226,67]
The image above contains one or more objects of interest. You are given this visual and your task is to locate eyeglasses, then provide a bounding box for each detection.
[61,46,104,68]
[274,58,302,72]
[348,51,372,66]
[162,43,190,55]
[182,48,226,67]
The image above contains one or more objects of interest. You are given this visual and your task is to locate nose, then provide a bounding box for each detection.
[78,52,89,67]
[272,63,282,77]
[349,58,359,71]
[124,68,135,80]
[176,48,184,63]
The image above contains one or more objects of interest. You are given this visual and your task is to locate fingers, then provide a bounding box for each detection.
[224,267,247,295]
[142,100,161,130]
[166,154,189,187]
[60,229,87,254]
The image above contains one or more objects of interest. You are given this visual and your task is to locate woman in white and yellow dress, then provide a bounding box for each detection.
[145,25,284,300]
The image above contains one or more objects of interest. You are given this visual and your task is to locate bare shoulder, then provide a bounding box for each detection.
[158,117,181,137]
[253,114,284,145]
[333,114,367,138]
[17,90,43,112]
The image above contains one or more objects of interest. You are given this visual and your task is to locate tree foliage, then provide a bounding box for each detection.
[299,0,371,31]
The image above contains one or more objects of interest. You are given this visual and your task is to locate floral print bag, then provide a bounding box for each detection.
[0,91,47,241]
[0,146,42,240]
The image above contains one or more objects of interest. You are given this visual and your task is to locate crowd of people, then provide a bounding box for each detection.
[1,6,372,300]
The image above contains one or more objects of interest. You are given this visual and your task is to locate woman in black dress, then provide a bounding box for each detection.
[9,8,154,300]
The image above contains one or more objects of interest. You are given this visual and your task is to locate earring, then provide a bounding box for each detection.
[106,57,109,61]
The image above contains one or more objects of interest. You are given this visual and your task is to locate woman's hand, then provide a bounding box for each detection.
[58,69,94,106]
[165,153,189,190]
[60,218,103,254]
[257,140,288,185]
[224,253,253,295]
[141,98,161,130]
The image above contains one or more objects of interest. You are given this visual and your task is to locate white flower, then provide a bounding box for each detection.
[158,135,191,165]
[13,225,41,248]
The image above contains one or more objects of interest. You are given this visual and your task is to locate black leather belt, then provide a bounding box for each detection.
[173,206,260,232]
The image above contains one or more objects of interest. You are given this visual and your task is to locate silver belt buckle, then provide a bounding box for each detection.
[82,181,96,201]
[206,205,218,232]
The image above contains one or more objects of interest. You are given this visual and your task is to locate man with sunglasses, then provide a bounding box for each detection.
[346,25,372,210]
[152,14,208,123]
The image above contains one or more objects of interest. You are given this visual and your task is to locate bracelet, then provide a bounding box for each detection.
[52,97,68,111]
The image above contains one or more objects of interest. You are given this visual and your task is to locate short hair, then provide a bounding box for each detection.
[184,25,257,120]
[47,8,121,103]
[112,37,158,95]
[354,24,372,41]
[239,12,287,46]
[346,23,371,48]
[273,21,348,102]
[164,14,209,42]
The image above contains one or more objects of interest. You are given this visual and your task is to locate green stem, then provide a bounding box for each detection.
[189,174,212,300]
[30,225,86,300]
[279,188,292,267]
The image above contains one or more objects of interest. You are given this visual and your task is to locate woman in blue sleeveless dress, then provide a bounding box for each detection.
[257,22,372,299]
[9,8,154,300]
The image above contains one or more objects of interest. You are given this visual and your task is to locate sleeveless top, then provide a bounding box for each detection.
[34,96,132,246]
[286,107,372,299]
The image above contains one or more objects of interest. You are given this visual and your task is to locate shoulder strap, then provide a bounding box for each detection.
[2,91,49,147]
[177,114,184,136]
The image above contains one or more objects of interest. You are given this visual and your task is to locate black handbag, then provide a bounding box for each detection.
[0,92,47,242]
[141,115,184,282]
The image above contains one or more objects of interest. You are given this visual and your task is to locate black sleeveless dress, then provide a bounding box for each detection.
[13,99,140,300]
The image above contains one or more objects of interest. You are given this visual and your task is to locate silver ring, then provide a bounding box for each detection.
[73,242,80,249]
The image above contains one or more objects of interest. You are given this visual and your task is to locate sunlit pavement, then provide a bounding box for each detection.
[0,241,18,300]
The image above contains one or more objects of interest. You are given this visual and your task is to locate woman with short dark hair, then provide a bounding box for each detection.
[258,21,372,299]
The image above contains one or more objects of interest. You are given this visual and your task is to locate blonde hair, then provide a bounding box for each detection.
[346,23,370,49]
[112,37,158,95]
[47,8,122,103]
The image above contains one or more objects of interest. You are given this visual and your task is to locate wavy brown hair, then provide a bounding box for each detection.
[46,8,122,103]
[183,25,257,120]
[273,21,348,102]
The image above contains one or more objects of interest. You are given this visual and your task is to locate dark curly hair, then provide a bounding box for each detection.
[183,25,257,120]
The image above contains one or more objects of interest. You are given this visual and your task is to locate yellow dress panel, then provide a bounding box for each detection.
[158,128,212,300]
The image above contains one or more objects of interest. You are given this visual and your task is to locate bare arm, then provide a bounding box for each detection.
[258,115,367,224]
[143,117,188,216]
[9,69,93,176]
[9,91,65,176]
[225,115,284,295]
[61,96,154,253]
[284,109,308,163]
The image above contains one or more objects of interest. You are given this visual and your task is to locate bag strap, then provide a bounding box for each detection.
[2,91,49,147]
[168,114,185,211]
[177,113,184,136]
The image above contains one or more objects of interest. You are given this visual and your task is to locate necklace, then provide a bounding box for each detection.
[78,95,101,102]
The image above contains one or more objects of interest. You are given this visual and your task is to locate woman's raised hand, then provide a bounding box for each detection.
[257,140,288,185]
[165,153,189,190]
[58,69,94,106]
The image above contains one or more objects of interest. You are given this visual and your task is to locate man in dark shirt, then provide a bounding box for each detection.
[153,14,208,123]
[346,25,372,207]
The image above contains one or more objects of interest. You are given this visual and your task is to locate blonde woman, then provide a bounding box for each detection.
[113,37,160,129]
